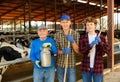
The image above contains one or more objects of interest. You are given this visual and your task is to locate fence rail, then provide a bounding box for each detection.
[0,58,30,67]
[0,42,120,67]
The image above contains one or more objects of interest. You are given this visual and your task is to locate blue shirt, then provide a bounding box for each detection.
[30,37,58,69]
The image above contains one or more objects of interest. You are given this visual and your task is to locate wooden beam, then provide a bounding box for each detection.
[15,5,44,19]
[0,1,26,17]
[107,0,114,70]
[0,0,7,4]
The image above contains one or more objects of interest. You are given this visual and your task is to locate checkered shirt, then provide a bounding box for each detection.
[79,33,110,74]
[54,29,80,68]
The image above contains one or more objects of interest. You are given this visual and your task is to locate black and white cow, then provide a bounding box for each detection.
[15,38,30,48]
[0,41,29,81]
[0,46,28,61]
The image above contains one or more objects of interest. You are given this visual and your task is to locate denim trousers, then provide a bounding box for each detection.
[57,67,76,82]
[33,67,55,82]
[82,68,103,82]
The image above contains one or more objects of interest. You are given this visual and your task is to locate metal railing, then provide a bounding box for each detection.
[0,42,120,67]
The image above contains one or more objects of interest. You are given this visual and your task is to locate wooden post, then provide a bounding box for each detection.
[44,0,46,26]
[54,0,57,31]
[107,0,114,70]
[28,0,31,33]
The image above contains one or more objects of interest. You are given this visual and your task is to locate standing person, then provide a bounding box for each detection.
[30,25,58,82]
[54,14,80,82]
[79,17,110,82]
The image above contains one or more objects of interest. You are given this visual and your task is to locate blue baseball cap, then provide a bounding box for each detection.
[38,24,47,30]
[60,14,70,20]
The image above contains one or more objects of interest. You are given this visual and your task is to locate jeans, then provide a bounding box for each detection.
[33,67,55,82]
[82,68,103,82]
[57,67,76,82]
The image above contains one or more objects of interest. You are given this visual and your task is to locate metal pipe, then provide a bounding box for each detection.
[28,0,31,33]
[44,0,46,26]
[117,0,119,30]
[54,0,57,31]
[20,20,22,32]
[87,0,90,16]
[73,3,76,30]
[100,0,103,29]
[23,3,26,32]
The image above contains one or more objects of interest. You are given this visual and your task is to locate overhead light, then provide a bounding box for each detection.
[97,4,100,7]
[77,0,87,3]
[118,9,120,11]
[97,4,104,7]
[114,8,117,10]
[89,2,96,5]
[104,6,108,8]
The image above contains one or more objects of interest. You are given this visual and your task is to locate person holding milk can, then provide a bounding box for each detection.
[30,24,58,82]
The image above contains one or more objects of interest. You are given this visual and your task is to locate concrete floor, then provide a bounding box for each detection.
[1,55,120,82]
[104,68,120,82]
[77,67,120,82]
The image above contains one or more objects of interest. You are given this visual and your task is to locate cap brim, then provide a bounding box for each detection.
[38,28,47,30]
[61,18,70,20]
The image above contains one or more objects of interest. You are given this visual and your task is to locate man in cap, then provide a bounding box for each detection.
[30,24,58,82]
[54,14,80,82]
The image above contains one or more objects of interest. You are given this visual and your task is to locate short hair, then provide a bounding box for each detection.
[84,17,97,25]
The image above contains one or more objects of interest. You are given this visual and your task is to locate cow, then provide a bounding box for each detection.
[0,46,28,61]
[15,38,30,48]
[0,41,29,81]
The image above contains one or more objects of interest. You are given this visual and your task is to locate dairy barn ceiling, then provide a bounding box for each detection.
[0,0,120,22]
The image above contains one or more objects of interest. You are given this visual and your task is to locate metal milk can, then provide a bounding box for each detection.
[40,47,51,67]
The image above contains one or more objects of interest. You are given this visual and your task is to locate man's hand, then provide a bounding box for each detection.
[67,34,75,43]
[35,60,42,68]
[62,48,71,55]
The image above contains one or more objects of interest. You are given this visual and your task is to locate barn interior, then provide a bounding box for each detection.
[0,0,120,82]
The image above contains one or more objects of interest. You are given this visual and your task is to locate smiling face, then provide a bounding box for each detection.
[60,19,71,30]
[86,22,96,33]
[84,17,97,34]
[38,28,48,40]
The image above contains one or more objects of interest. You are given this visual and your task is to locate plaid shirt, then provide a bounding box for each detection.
[79,33,110,74]
[54,29,80,68]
